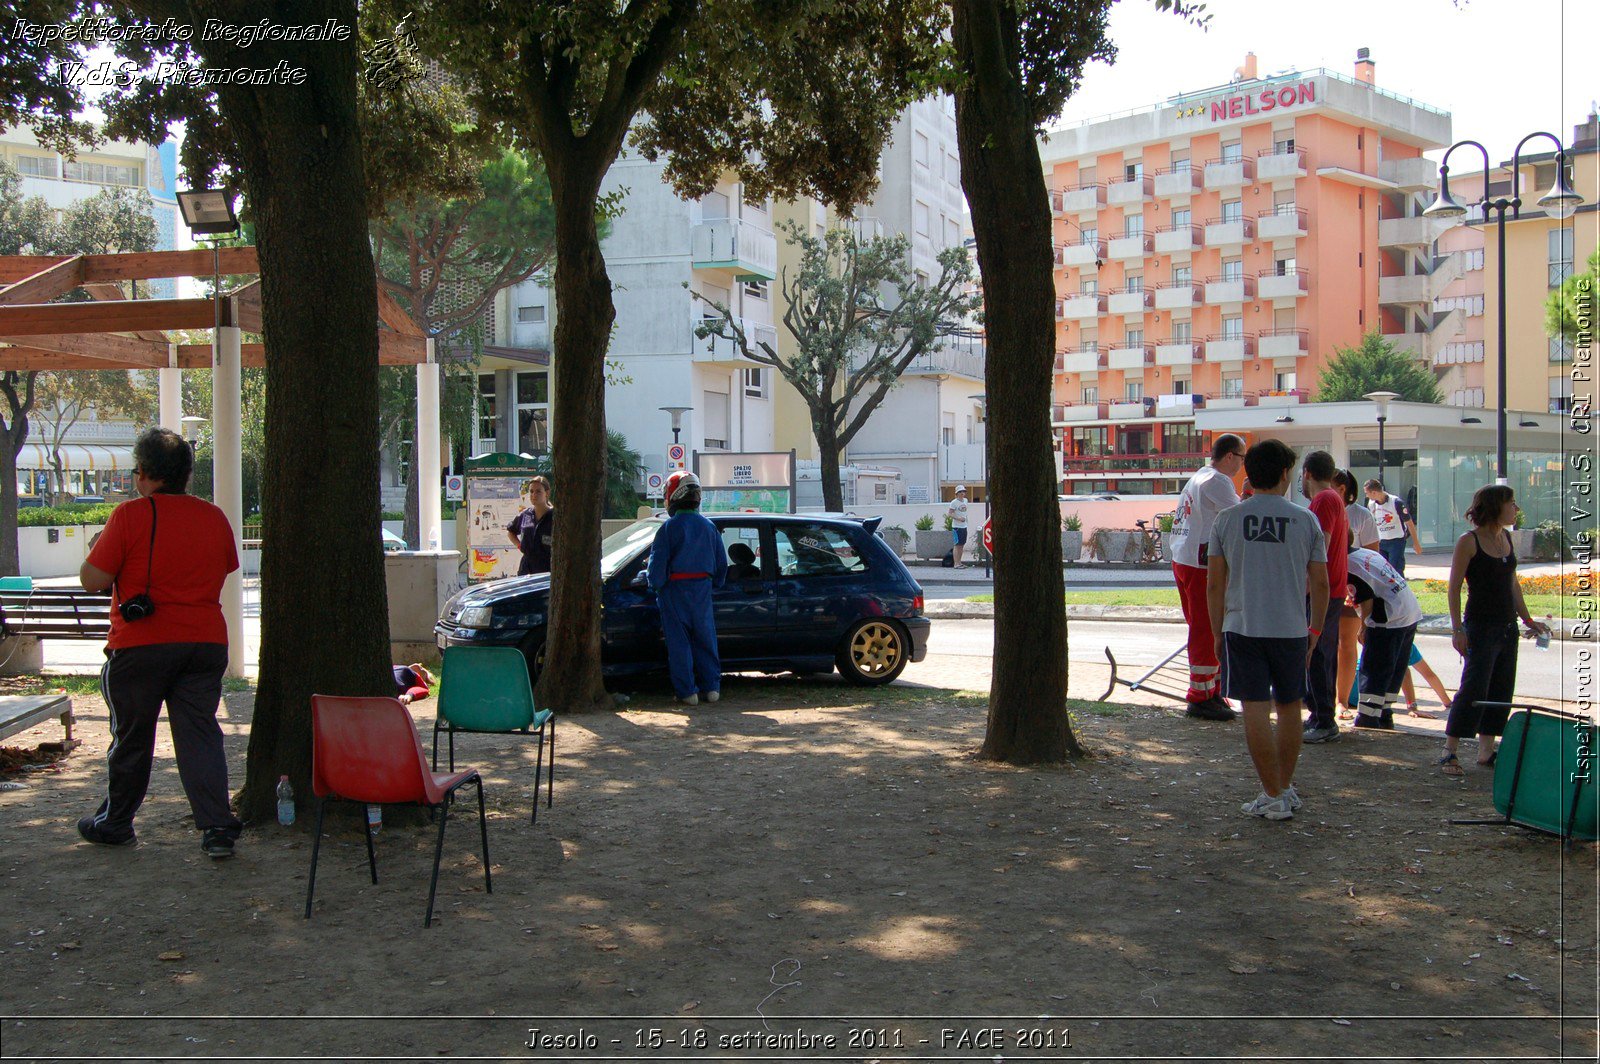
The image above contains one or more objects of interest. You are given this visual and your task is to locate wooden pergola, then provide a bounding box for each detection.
[0,247,444,678]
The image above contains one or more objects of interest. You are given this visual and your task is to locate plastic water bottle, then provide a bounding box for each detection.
[275,775,295,826]
[367,804,383,835]
[428,528,439,552]
[1536,615,1552,651]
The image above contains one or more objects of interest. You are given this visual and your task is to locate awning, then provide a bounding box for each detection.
[17,443,135,471]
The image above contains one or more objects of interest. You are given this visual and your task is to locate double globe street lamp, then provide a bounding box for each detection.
[1423,132,1583,485]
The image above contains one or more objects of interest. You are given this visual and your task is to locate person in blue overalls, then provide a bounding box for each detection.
[648,472,728,705]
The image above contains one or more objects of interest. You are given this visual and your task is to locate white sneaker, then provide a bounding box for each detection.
[678,693,699,706]
[1257,794,1295,820]
[705,690,720,703]
[1241,792,1273,815]
[1283,784,1304,811]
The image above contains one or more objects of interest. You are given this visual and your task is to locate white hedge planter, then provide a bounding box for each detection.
[1060,530,1084,562]
[914,529,954,560]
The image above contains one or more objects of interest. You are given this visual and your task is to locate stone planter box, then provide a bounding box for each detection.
[1161,535,1174,563]
[1090,529,1142,563]
[915,529,955,560]
[880,527,911,557]
[1060,530,1084,562]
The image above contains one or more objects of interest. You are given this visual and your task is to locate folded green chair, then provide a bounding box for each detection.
[431,646,556,824]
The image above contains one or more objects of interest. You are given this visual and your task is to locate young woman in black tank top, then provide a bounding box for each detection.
[1437,486,1551,776]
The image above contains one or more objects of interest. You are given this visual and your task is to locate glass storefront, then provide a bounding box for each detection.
[1413,446,1564,548]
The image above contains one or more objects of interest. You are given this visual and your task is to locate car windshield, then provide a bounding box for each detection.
[600,518,663,579]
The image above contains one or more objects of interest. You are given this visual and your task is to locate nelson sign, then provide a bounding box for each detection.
[1175,81,1316,122]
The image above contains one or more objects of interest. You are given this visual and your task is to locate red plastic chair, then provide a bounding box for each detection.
[304,695,491,928]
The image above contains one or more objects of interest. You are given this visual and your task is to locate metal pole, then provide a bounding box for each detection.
[1495,202,1509,486]
[1376,416,1386,484]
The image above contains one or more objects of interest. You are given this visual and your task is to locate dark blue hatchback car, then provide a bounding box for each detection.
[435,513,930,686]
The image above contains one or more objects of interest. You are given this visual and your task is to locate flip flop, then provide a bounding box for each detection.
[1437,753,1464,777]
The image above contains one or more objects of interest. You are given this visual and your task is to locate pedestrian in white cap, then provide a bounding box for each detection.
[948,485,970,568]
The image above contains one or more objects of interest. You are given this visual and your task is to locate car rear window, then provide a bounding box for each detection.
[774,525,867,577]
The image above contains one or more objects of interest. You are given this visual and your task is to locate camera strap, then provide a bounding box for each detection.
[140,496,157,599]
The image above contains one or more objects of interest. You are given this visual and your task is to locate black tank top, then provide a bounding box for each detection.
[1463,529,1517,625]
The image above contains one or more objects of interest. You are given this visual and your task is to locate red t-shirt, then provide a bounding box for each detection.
[87,493,239,650]
[1308,488,1350,603]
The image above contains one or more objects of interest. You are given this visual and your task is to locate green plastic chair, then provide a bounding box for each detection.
[431,646,556,824]
[0,577,34,592]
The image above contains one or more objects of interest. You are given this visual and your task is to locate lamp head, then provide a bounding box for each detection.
[1363,390,1400,420]
[1422,169,1470,221]
[176,189,240,237]
[1537,156,1583,219]
[658,405,692,432]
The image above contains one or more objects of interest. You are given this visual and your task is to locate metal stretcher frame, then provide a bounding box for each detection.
[1098,642,1192,705]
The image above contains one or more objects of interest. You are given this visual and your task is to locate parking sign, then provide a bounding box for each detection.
[667,444,686,471]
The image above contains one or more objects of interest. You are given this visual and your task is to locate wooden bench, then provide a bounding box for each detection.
[0,587,112,643]
[0,693,76,748]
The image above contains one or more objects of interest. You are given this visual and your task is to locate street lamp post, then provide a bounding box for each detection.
[659,406,691,447]
[1363,390,1399,486]
[1424,134,1583,486]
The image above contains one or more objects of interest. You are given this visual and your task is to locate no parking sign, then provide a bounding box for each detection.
[444,473,464,501]
[667,444,686,472]
[646,472,664,498]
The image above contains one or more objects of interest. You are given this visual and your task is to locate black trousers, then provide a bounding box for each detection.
[1446,619,1520,739]
[1357,624,1416,717]
[89,642,240,836]
[1304,598,1344,727]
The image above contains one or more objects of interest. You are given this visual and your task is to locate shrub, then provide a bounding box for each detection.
[1156,513,1174,534]
[1062,512,1083,532]
[913,514,934,531]
[943,513,954,531]
[18,503,118,527]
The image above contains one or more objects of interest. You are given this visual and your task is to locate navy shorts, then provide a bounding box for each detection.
[953,526,968,545]
[1224,632,1308,704]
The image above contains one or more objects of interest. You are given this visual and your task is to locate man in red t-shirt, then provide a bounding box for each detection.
[1300,450,1349,744]
[76,428,241,857]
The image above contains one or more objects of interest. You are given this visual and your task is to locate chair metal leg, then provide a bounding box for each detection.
[531,722,545,825]
[475,775,492,895]
[547,720,555,809]
[304,797,327,919]
[424,795,452,928]
[363,804,378,884]
[447,728,456,772]
[431,720,441,771]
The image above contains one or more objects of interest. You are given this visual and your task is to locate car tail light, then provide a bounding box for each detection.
[913,594,924,614]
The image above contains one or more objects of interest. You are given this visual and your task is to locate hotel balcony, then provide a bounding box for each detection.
[1106,287,1152,315]
[1155,393,1202,416]
[1378,156,1440,190]
[1257,388,1309,407]
[692,316,778,364]
[1378,215,1440,248]
[1053,183,1105,214]
[1204,216,1253,247]
[1255,148,1307,181]
[1154,282,1200,310]
[1204,157,1253,190]
[1258,328,1308,359]
[1155,341,1197,367]
[690,219,778,280]
[1106,233,1153,261]
[1057,347,1105,374]
[1107,344,1153,371]
[1056,293,1105,320]
[903,334,986,381]
[1154,165,1201,198]
[1256,268,1309,300]
[1055,401,1108,423]
[1206,395,1252,410]
[1056,240,1105,269]
[1204,275,1254,304]
[1108,399,1152,420]
[1257,207,1307,240]
[1153,224,1201,254]
[1204,334,1254,363]
[1106,174,1153,207]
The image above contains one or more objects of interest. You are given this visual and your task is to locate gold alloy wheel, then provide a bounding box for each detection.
[849,621,903,678]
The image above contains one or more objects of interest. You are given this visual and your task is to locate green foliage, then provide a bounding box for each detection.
[1156,513,1174,534]
[0,160,57,255]
[1061,512,1083,532]
[523,431,644,520]
[1547,249,1599,346]
[1314,332,1443,404]
[914,514,935,531]
[943,512,954,531]
[17,503,118,528]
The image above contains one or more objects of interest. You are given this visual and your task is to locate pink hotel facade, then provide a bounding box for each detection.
[1040,52,1458,493]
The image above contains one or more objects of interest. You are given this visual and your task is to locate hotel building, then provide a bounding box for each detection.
[1039,51,1457,494]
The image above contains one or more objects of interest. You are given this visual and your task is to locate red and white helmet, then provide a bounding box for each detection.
[665,470,700,505]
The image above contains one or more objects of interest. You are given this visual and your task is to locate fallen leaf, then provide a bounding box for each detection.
[1229,964,1258,975]
[599,944,619,952]
[158,951,185,962]
[58,942,80,951]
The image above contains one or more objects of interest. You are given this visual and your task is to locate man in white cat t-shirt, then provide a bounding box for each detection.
[1167,434,1246,721]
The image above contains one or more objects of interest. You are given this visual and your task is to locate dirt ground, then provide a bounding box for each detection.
[1,664,1596,1062]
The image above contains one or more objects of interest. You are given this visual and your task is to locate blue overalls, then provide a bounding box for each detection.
[647,510,728,699]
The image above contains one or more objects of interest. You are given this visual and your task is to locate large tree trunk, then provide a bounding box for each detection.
[0,390,27,577]
[951,0,1079,763]
[534,158,615,715]
[220,3,395,823]
[816,415,845,512]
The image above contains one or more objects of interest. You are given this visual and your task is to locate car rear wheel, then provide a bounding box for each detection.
[519,635,547,686]
[836,619,908,686]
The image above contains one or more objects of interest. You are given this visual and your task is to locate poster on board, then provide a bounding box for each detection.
[464,452,542,582]
[695,450,797,513]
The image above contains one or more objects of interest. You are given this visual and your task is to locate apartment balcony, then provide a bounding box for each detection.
[1108,399,1152,420]
[1256,268,1310,300]
[690,219,778,280]
[1106,174,1153,207]
[847,216,886,242]
[1155,394,1202,416]
[1106,233,1153,261]
[1056,241,1105,269]
[1053,184,1105,214]
[1257,207,1307,240]
[1379,259,1461,308]
[1204,217,1253,247]
[1107,344,1153,370]
[1378,215,1441,248]
[1154,282,1200,310]
[1204,157,1253,190]
[1387,332,1427,358]
[1255,147,1307,181]
[1258,328,1308,359]
[1154,165,1201,198]
[1204,276,1254,304]
[1206,395,1252,410]
[1056,293,1105,320]
[1154,224,1201,254]
[1106,287,1152,315]
[903,336,986,381]
[939,443,987,484]
[692,316,778,364]
[1257,388,1309,407]
[1379,156,1440,190]
[1062,450,1211,474]
[1056,402,1108,423]
[1057,347,1105,374]
[1155,341,1197,367]
[1204,335,1254,363]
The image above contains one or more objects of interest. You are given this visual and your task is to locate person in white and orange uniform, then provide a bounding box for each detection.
[1167,433,1246,721]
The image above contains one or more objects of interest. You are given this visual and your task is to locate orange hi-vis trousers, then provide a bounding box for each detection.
[1173,561,1220,704]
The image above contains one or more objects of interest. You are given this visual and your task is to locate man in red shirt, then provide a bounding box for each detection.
[76,428,241,857]
[1300,450,1349,744]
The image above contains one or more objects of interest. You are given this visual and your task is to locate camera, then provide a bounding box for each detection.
[119,594,155,622]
